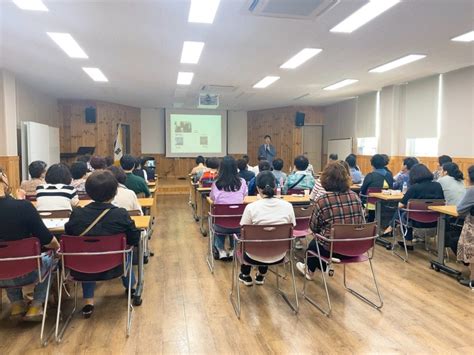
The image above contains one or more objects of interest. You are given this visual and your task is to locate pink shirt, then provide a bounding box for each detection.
[210,178,248,204]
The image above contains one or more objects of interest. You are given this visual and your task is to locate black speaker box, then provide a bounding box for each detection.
[85,107,96,124]
[295,111,305,126]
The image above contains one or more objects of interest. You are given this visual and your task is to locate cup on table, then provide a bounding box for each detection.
[304,189,310,197]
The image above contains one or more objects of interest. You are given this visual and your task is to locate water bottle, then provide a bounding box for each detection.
[402,181,408,194]
[276,177,283,197]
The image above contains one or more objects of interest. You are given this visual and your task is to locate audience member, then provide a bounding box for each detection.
[89,156,107,171]
[250,155,267,174]
[393,157,419,190]
[70,161,88,194]
[237,158,255,183]
[345,154,364,184]
[284,155,315,194]
[107,166,143,214]
[248,160,271,195]
[36,163,79,211]
[20,160,47,197]
[64,170,140,318]
[190,155,206,176]
[433,155,453,181]
[133,157,148,181]
[438,162,465,205]
[199,158,220,186]
[77,155,92,172]
[272,158,287,187]
[105,156,114,168]
[120,155,150,197]
[328,153,338,162]
[238,171,296,286]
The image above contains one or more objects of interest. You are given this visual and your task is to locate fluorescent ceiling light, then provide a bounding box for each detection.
[177,72,194,85]
[323,79,358,91]
[331,0,400,33]
[253,76,280,89]
[188,0,220,24]
[280,48,322,69]
[369,54,426,73]
[12,0,48,11]
[82,68,108,82]
[181,41,205,64]
[47,32,88,58]
[451,30,474,42]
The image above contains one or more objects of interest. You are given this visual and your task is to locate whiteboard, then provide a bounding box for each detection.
[21,122,60,180]
[327,138,353,161]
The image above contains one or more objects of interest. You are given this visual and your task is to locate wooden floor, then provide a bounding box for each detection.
[1,195,473,354]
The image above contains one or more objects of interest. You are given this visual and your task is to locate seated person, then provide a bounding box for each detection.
[452,165,474,287]
[199,158,220,186]
[249,155,267,175]
[36,163,79,211]
[142,157,156,181]
[284,155,315,194]
[64,170,140,318]
[433,155,452,181]
[360,154,394,222]
[107,166,143,214]
[328,153,338,163]
[77,155,92,173]
[239,171,296,286]
[393,157,419,191]
[438,162,466,205]
[381,154,392,174]
[242,154,253,172]
[248,160,271,196]
[237,158,255,183]
[272,158,287,187]
[70,161,88,194]
[120,154,151,197]
[89,156,107,171]
[210,156,248,259]
[296,162,365,278]
[394,164,445,250]
[0,168,60,321]
[105,156,114,168]
[190,155,206,177]
[345,154,364,184]
[20,160,47,197]
[133,157,148,181]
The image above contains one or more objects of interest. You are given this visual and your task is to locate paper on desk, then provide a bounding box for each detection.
[42,218,69,229]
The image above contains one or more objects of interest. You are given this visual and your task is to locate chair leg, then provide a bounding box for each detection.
[206,222,214,273]
[55,280,77,343]
[229,254,241,318]
[343,260,383,310]
[392,225,409,262]
[302,251,332,317]
[40,271,55,346]
[127,260,134,337]
[276,258,299,314]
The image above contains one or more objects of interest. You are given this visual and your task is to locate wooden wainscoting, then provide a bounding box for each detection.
[0,156,20,191]
[357,155,474,178]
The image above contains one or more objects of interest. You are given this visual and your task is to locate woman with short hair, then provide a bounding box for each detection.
[36,163,79,211]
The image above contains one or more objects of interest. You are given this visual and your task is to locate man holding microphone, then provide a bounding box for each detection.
[257,135,276,166]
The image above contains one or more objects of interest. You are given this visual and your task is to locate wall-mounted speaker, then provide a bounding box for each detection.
[295,111,305,126]
[85,107,96,124]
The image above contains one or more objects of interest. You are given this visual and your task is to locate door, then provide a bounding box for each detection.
[302,126,323,173]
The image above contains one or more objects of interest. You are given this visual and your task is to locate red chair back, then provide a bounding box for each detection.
[240,224,293,260]
[0,237,41,280]
[60,234,127,274]
[293,204,315,233]
[407,199,445,224]
[330,223,377,257]
[26,195,37,202]
[78,193,91,200]
[287,188,304,195]
[211,204,246,229]
[366,187,382,205]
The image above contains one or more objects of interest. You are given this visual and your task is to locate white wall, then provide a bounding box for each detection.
[322,98,356,154]
[140,108,248,154]
[15,80,59,128]
[0,70,18,155]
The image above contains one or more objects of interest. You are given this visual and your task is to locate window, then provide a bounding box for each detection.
[406,138,438,157]
[357,137,377,155]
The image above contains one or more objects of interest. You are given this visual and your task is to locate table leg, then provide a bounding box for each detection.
[134,233,144,306]
[430,215,461,277]
[200,193,208,236]
[375,200,391,248]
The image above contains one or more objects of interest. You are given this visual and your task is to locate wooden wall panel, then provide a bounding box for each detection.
[59,100,141,158]
[0,156,20,191]
[357,155,474,181]
[247,106,324,166]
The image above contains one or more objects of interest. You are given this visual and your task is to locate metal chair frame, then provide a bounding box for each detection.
[55,240,134,343]
[302,223,383,317]
[0,239,56,346]
[229,225,299,319]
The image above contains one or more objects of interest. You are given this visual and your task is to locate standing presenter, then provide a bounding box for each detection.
[258,135,276,166]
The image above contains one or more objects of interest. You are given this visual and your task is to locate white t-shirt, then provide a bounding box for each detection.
[113,184,143,215]
[240,197,296,263]
[36,184,79,211]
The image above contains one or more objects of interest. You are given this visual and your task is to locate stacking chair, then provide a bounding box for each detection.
[286,188,304,195]
[230,224,298,318]
[77,193,90,200]
[25,195,37,202]
[0,238,55,346]
[293,204,315,250]
[303,223,382,317]
[395,199,445,261]
[55,234,134,342]
[207,203,246,272]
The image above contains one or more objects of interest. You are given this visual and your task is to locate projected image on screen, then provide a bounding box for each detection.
[169,113,222,154]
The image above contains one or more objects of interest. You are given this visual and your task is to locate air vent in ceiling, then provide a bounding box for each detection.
[246,0,339,20]
[201,84,237,94]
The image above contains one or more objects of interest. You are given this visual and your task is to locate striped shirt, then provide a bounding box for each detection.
[310,190,365,243]
[36,184,79,211]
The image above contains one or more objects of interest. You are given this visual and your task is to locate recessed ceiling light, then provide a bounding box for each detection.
[253,76,280,89]
[12,0,48,11]
[181,41,205,64]
[177,72,194,85]
[331,0,400,33]
[82,68,108,82]
[451,30,474,42]
[323,79,358,91]
[47,32,88,58]
[369,54,426,73]
[280,48,322,69]
[188,0,220,24]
